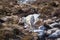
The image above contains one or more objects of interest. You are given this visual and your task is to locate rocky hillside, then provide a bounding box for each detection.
[0,0,60,40]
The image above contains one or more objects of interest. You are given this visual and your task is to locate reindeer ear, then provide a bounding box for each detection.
[22,17,26,23]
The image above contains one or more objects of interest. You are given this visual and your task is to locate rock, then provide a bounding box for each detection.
[17,0,36,4]
[49,1,59,7]
[47,28,58,35]
[48,30,60,38]
[49,22,60,28]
